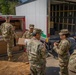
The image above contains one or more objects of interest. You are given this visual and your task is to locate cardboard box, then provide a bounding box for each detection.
[18,38,25,45]
[18,38,30,45]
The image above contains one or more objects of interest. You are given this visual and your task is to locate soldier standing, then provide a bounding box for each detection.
[22,24,34,63]
[0,16,14,61]
[68,50,76,75]
[53,29,70,75]
[26,28,46,75]
[22,24,34,39]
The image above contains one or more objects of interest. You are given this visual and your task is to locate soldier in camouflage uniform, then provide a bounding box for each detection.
[0,16,14,61]
[26,28,46,75]
[68,50,76,75]
[53,29,70,75]
[22,24,34,38]
[22,24,34,63]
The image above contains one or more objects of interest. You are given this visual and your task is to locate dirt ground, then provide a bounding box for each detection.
[0,61,30,75]
[0,52,30,75]
[0,51,59,75]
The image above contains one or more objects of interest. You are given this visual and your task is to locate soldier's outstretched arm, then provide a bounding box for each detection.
[22,32,26,38]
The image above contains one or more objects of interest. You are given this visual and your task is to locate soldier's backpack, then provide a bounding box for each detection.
[1,23,12,38]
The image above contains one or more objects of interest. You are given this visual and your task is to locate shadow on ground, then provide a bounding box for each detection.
[46,67,60,75]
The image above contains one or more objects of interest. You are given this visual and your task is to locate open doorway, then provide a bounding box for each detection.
[47,0,76,35]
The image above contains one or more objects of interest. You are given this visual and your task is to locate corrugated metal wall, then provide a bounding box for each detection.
[16,0,47,34]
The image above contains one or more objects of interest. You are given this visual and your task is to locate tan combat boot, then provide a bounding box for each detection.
[8,56,13,61]
[25,62,29,64]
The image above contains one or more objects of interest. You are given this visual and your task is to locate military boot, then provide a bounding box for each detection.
[25,62,29,64]
[8,56,13,61]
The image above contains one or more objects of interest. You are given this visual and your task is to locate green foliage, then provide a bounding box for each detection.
[0,0,19,15]
[9,2,18,15]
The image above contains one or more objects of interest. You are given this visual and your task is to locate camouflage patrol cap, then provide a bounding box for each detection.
[59,29,70,35]
[29,24,34,28]
[33,28,42,35]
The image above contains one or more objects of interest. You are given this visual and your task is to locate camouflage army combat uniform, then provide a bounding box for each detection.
[1,21,14,60]
[22,30,33,38]
[22,24,34,63]
[68,50,76,75]
[26,29,46,75]
[22,24,34,39]
[54,29,70,75]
